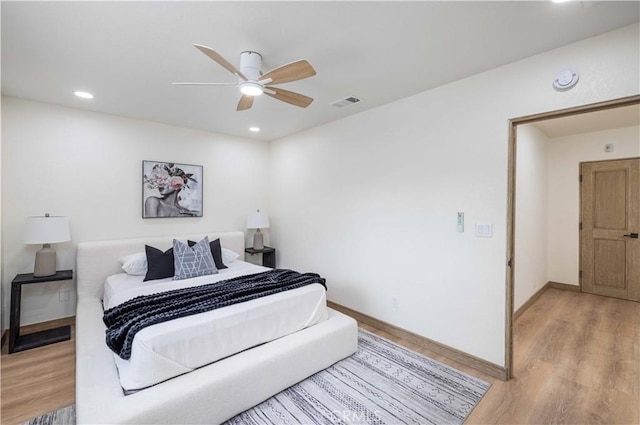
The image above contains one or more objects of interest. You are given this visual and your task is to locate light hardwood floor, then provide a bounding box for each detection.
[1,317,75,425]
[1,289,638,424]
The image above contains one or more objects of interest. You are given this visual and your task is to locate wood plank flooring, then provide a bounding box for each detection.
[466,289,639,424]
[1,289,638,424]
[1,317,75,425]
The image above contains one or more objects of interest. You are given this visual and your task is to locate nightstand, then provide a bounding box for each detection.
[245,246,276,268]
[9,270,73,354]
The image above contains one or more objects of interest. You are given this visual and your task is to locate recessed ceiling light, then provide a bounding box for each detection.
[551,0,571,3]
[249,126,261,132]
[74,91,94,99]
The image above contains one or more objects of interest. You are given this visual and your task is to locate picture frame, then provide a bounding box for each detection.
[142,160,203,218]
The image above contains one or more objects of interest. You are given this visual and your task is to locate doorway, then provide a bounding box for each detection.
[505,94,640,379]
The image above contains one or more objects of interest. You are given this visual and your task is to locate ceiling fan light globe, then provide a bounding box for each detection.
[240,83,264,96]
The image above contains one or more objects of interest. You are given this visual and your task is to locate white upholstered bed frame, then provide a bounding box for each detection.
[75,231,358,424]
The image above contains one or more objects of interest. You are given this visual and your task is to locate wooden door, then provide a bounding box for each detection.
[580,158,640,301]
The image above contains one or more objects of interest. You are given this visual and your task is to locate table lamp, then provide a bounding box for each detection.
[24,214,71,277]
[247,209,270,250]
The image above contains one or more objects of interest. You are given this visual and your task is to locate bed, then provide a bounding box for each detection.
[75,231,358,424]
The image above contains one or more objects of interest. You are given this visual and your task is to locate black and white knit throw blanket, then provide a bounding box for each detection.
[103,269,326,360]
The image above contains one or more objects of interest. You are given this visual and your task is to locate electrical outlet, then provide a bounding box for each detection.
[59,288,71,302]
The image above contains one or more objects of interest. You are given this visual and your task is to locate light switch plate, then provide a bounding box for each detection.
[457,212,464,232]
[475,222,493,238]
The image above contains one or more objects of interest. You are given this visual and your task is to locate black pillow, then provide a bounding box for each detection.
[143,245,175,281]
[188,238,228,270]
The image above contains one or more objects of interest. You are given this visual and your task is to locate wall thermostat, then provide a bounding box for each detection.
[553,69,579,91]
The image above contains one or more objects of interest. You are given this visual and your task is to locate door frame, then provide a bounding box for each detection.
[505,94,640,379]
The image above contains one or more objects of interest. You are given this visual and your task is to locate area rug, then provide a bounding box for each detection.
[20,405,74,425]
[23,330,490,425]
[225,330,490,424]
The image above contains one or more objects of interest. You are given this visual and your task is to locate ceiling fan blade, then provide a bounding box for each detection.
[172,82,238,86]
[194,44,247,80]
[260,60,316,85]
[264,86,313,108]
[237,95,254,111]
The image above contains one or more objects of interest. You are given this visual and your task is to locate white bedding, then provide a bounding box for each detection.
[104,261,329,392]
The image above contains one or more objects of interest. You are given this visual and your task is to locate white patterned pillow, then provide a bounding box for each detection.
[221,248,240,263]
[173,237,217,280]
[118,252,147,276]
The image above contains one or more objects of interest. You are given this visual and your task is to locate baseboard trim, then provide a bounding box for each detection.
[547,281,581,292]
[328,301,507,381]
[3,316,76,346]
[20,316,76,334]
[514,284,548,321]
[515,281,581,320]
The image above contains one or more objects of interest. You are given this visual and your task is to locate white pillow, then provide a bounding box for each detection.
[222,248,240,263]
[118,252,147,276]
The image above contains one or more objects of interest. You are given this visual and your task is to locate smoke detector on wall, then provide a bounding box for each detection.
[553,69,579,91]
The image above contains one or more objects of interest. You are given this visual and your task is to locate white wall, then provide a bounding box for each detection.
[546,125,640,286]
[0,103,3,335]
[514,125,549,310]
[269,24,640,366]
[1,97,270,326]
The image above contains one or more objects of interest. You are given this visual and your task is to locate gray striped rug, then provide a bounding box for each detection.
[23,330,489,425]
[225,330,490,424]
[21,405,74,425]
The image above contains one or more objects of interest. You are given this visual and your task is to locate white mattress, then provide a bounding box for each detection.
[103,261,329,392]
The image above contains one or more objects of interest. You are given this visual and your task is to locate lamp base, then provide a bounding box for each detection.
[34,244,57,277]
[253,229,264,250]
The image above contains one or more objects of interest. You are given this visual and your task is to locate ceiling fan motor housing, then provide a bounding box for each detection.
[239,51,262,81]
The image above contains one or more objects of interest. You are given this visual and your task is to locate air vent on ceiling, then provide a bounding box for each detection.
[330,96,361,108]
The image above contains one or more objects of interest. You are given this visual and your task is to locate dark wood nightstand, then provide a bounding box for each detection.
[9,270,73,354]
[245,247,276,268]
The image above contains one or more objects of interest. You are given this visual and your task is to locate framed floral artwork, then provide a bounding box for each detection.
[142,161,203,218]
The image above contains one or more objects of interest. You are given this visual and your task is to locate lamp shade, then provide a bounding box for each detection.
[24,216,71,244]
[247,209,270,229]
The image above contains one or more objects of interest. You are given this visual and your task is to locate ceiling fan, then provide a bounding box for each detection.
[173,45,317,111]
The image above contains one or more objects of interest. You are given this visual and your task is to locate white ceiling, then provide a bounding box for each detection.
[2,1,639,141]
[532,104,640,138]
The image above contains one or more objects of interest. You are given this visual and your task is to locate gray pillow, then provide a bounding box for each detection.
[173,237,218,280]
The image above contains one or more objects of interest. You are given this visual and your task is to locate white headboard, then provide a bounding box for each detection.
[76,231,245,301]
